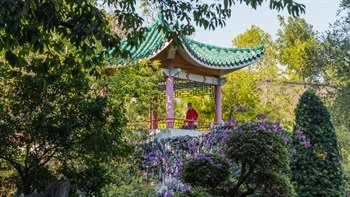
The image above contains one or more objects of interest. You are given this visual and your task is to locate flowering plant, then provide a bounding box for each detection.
[181,153,230,191]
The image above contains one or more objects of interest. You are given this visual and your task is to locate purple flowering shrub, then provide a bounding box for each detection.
[181,153,230,191]
[178,114,309,196]
[224,119,295,196]
[141,112,311,197]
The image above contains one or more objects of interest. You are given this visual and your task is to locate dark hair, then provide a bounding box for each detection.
[188,102,192,106]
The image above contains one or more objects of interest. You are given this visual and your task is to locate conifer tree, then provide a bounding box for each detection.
[290,90,343,196]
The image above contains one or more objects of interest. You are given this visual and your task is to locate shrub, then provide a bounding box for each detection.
[181,153,230,191]
[225,119,295,196]
[290,90,344,196]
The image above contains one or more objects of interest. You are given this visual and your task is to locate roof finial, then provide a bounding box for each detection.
[158,4,164,24]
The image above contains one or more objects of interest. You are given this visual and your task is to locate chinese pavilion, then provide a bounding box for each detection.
[114,13,264,130]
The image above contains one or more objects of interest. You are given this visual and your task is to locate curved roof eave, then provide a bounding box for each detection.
[117,41,171,66]
[148,41,172,60]
[177,42,264,73]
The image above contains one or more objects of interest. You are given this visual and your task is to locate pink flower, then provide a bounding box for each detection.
[142,170,147,175]
[137,171,141,175]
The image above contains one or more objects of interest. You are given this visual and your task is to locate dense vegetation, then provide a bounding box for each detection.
[290,91,343,196]
[0,0,348,196]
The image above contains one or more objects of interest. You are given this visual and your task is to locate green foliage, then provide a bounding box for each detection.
[181,153,230,191]
[0,0,305,74]
[329,85,350,193]
[0,161,17,196]
[322,0,350,83]
[223,68,261,121]
[276,16,323,82]
[179,118,295,197]
[102,158,156,197]
[291,90,343,196]
[98,59,163,121]
[221,26,295,128]
[0,0,307,195]
[225,122,294,196]
[321,1,350,193]
[174,187,214,197]
[0,69,131,195]
[102,129,157,197]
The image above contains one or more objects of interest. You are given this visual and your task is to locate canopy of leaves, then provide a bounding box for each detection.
[276,16,323,82]
[98,59,163,121]
[322,0,350,84]
[319,1,350,193]
[0,68,131,195]
[291,91,343,196]
[222,26,294,127]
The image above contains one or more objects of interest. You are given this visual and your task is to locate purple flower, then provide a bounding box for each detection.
[225,119,237,127]
[304,141,311,148]
[165,169,171,175]
[189,146,197,154]
[212,163,223,168]
[195,154,205,162]
[235,104,247,113]
[283,137,288,145]
[296,130,303,139]
[256,114,267,121]
[163,191,173,197]
[291,149,297,155]
[182,185,190,192]
[174,159,183,178]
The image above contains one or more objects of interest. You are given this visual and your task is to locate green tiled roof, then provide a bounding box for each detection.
[118,17,264,69]
[182,37,264,69]
[119,20,169,64]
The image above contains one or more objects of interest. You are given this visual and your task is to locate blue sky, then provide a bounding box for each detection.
[193,0,341,47]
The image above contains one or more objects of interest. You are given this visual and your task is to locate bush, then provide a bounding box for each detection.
[291,91,343,196]
[181,153,230,191]
[225,120,295,196]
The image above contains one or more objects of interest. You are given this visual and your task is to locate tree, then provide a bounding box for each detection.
[97,59,163,121]
[0,0,306,194]
[321,1,350,193]
[290,91,343,196]
[319,1,350,193]
[276,16,323,82]
[225,119,295,197]
[0,0,305,75]
[221,26,294,127]
[0,66,133,194]
[321,0,350,84]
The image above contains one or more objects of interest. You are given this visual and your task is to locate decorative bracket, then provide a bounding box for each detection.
[167,46,177,59]
[218,78,228,85]
[163,68,181,77]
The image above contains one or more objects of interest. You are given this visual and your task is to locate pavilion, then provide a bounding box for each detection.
[113,12,264,130]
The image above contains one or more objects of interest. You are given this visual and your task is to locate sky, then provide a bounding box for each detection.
[192,0,341,47]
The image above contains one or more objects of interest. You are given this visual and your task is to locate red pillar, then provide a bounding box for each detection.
[215,84,222,124]
[150,97,158,130]
[166,59,174,128]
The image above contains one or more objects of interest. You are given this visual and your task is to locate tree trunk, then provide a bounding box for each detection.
[22,171,34,195]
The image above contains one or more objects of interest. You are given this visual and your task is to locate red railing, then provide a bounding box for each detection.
[127,118,214,131]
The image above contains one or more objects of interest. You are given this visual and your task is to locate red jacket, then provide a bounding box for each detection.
[186,108,198,124]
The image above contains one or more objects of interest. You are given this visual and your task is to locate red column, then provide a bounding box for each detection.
[215,84,222,124]
[166,59,174,128]
[150,97,158,130]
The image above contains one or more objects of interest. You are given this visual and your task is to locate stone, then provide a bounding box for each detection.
[142,130,223,196]
[24,180,69,197]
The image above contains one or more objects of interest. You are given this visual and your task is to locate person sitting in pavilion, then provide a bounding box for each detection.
[183,102,198,130]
